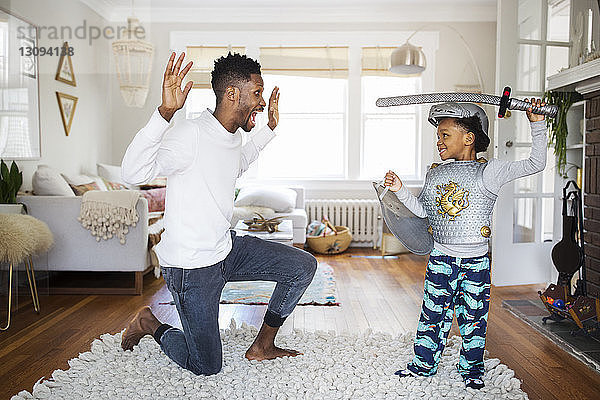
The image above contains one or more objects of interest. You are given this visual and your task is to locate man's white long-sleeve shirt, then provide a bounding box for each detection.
[121,108,275,269]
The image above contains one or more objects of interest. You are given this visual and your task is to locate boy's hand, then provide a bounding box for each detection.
[525,97,546,122]
[384,170,403,192]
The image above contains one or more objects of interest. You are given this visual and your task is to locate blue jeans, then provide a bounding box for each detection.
[156,231,317,375]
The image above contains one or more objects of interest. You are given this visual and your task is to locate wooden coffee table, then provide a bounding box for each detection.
[233,219,294,246]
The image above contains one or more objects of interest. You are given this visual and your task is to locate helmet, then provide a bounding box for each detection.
[428,102,490,152]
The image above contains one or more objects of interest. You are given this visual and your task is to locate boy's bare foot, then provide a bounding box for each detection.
[245,343,302,361]
[121,306,162,351]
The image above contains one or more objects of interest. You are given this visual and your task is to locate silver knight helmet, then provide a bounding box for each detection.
[428,102,490,151]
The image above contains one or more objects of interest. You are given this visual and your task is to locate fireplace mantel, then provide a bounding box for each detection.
[547,58,600,94]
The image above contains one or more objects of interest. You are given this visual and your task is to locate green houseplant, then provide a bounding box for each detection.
[544,91,582,177]
[0,159,24,213]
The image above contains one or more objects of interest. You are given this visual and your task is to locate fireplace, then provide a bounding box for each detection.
[547,58,600,300]
[584,89,600,299]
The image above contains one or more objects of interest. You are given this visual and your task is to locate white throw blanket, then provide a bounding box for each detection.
[78,190,140,244]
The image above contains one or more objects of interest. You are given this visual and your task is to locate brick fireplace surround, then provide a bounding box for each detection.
[548,58,600,300]
[585,90,600,299]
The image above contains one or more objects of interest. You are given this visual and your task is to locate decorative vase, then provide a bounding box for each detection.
[0,204,24,214]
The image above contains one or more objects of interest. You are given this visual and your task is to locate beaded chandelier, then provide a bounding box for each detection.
[112,17,154,108]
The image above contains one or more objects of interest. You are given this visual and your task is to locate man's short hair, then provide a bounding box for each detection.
[454,115,490,153]
[211,53,261,103]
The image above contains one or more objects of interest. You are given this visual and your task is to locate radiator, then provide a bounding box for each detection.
[305,199,381,247]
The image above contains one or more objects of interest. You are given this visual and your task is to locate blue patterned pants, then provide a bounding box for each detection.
[407,249,491,379]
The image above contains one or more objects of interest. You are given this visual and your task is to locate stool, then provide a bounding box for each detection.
[0,214,53,330]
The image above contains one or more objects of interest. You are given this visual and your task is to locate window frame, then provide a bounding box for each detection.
[171,31,439,193]
[513,0,570,244]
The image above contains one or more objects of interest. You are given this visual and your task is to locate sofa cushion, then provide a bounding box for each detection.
[103,178,128,191]
[62,173,109,191]
[97,163,138,190]
[273,208,307,229]
[234,186,297,213]
[140,176,167,189]
[32,165,75,196]
[140,187,166,212]
[70,182,101,196]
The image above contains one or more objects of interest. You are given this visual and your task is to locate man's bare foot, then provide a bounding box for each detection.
[244,322,302,361]
[245,343,302,361]
[121,306,162,351]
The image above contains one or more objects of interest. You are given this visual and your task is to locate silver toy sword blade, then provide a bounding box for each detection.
[376,92,558,118]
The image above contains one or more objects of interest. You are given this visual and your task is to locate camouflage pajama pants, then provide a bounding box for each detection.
[406,248,491,379]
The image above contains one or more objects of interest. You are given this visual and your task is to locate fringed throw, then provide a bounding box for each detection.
[78,190,140,244]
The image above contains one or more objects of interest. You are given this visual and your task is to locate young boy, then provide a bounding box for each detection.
[383,99,547,389]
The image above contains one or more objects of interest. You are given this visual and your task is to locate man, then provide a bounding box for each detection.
[120,52,317,376]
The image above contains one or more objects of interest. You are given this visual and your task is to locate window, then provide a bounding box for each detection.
[185,88,214,119]
[186,75,347,179]
[360,46,421,180]
[253,74,346,179]
[361,76,421,180]
[181,41,432,183]
[512,0,570,243]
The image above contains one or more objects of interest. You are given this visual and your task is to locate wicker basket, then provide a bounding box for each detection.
[306,226,352,254]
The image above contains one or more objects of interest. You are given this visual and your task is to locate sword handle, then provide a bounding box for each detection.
[508,98,558,118]
[498,87,511,118]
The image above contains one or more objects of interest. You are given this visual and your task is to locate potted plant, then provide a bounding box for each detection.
[0,159,25,214]
[544,91,583,178]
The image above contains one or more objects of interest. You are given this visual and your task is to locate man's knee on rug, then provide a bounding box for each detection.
[187,359,222,376]
[298,252,318,286]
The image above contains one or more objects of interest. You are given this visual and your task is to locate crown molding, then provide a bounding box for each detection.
[79,0,114,20]
[80,1,496,23]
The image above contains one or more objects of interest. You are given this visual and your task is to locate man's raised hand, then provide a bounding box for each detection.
[158,52,193,122]
[267,86,280,130]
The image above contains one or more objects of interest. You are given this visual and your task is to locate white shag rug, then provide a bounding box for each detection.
[12,321,528,400]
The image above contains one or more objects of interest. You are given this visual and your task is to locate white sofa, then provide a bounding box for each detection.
[230,187,307,244]
[18,195,150,294]
[18,186,307,295]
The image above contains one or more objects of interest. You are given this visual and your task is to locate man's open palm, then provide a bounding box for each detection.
[159,52,193,122]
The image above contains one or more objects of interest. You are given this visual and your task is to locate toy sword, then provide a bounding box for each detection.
[376,86,558,118]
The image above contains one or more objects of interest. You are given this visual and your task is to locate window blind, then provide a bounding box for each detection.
[259,46,348,78]
[361,46,397,77]
[185,46,245,88]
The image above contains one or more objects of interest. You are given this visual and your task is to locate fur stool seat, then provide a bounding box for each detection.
[0,214,53,330]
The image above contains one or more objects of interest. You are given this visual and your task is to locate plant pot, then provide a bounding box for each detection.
[0,203,24,214]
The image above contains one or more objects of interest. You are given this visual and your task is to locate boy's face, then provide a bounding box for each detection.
[436,118,474,161]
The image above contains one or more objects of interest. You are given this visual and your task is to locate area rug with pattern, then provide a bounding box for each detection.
[219,262,339,306]
[11,322,528,400]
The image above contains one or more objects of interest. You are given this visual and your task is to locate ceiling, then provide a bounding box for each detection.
[80,0,497,23]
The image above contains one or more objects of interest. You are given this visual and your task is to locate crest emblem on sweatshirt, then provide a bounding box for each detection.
[435,181,469,221]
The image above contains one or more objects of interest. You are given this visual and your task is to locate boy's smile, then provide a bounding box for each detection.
[436,118,476,161]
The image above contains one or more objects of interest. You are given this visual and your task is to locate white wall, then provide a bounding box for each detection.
[4,3,496,195]
[109,20,496,199]
[1,0,111,190]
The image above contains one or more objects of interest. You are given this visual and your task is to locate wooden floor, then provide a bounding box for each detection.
[1,248,599,399]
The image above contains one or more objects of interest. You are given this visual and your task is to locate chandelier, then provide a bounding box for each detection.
[112,17,154,108]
